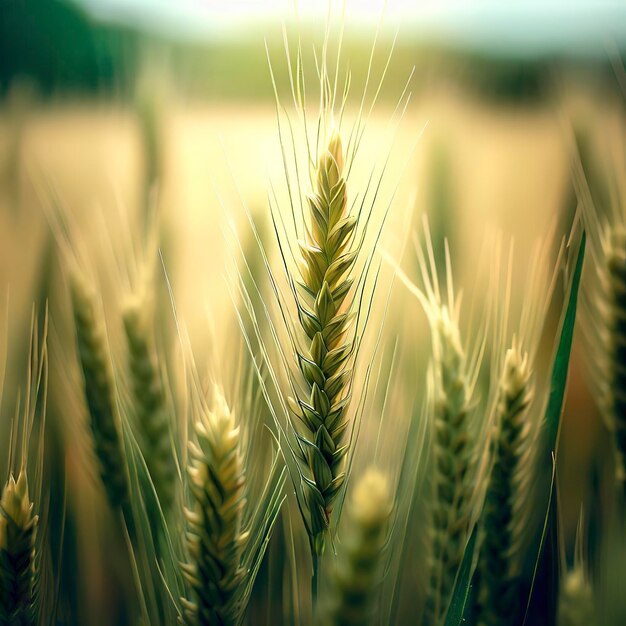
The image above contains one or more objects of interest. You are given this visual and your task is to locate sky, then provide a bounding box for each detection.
[76,0,626,56]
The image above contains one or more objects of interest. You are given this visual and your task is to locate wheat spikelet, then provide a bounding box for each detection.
[70,268,129,509]
[0,471,38,626]
[425,304,475,625]
[123,296,175,510]
[287,129,357,556]
[558,567,595,626]
[476,340,534,626]
[324,468,392,626]
[181,389,249,626]
[598,225,626,491]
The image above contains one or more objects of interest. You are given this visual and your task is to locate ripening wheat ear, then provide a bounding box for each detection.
[287,129,357,557]
[0,471,38,626]
[390,230,484,625]
[248,29,404,604]
[597,225,626,492]
[571,119,626,497]
[123,294,175,511]
[558,567,595,626]
[557,511,595,626]
[476,340,535,626]
[181,389,248,626]
[324,468,392,626]
[425,301,477,626]
[69,268,129,510]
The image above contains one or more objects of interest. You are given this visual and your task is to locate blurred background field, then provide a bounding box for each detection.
[0,1,625,623]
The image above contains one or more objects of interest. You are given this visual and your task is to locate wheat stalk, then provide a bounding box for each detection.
[0,471,38,626]
[69,268,129,509]
[476,340,534,626]
[324,468,392,626]
[181,389,249,626]
[425,302,476,625]
[598,225,626,492]
[123,295,175,511]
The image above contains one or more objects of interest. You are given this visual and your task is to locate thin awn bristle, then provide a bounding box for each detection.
[70,268,129,509]
[123,296,175,511]
[426,304,475,625]
[181,389,249,626]
[288,129,357,555]
[0,471,38,626]
[558,566,595,626]
[324,468,392,626]
[599,225,626,492]
[477,340,535,626]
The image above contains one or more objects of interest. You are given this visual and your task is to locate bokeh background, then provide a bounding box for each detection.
[0,1,625,623]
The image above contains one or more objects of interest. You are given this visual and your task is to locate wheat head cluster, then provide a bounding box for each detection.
[0,22,625,626]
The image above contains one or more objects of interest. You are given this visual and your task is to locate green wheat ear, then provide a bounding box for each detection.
[123,296,175,511]
[324,468,393,626]
[477,340,534,626]
[599,225,626,492]
[558,567,595,626]
[0,471,38,626]
[288,129,356,556]
[425,303,476,626]
[69,268,129,510]
[181,389,248,626]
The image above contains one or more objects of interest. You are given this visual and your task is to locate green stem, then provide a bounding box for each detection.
[312,550,320,613]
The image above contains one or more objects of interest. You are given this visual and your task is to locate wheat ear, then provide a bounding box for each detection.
[476,341,534,626]
[181,389,249,626]
[599,225,626,492]
[70,269,129,509]
[558,567,595,626]
[324,468,392,626]
[123,297,175,510]
[288,130,356,556]
[0,471,38,626]
[426,305,475,625]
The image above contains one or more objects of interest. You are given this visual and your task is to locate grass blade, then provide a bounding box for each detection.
[443,525,478,626]
[545,231,586,450]
[524,230,586,624]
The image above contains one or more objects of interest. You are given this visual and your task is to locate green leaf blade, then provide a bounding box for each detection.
[443,525,478,626]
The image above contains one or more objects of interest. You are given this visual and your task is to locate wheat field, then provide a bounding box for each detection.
[0,10,624,625]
